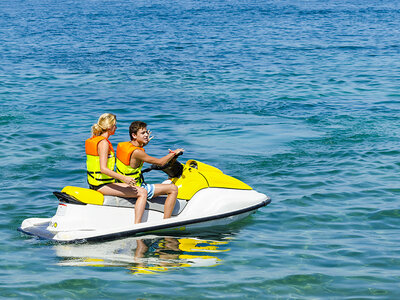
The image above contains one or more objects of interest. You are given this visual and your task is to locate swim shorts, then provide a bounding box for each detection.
[141,182,155,200]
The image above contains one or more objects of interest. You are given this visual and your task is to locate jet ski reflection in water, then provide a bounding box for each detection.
[55,235,230,274]
[19,154,271,242]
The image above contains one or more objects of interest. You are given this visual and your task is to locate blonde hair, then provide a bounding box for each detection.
[91,113,117,136]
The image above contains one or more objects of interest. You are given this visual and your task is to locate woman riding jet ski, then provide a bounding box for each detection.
[18,157,271,243]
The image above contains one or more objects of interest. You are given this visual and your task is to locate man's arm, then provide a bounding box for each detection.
[133,149,184,166]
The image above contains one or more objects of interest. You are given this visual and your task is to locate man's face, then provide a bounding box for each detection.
[133,127,150,145]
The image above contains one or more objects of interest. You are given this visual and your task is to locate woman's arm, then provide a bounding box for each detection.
[98,139,136,185]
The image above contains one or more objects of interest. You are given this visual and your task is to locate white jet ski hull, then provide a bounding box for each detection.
[19,188,270,243]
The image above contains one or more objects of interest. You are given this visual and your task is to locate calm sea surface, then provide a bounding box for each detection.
[1,0,400,298]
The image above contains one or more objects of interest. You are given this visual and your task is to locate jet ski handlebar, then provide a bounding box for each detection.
[142,152,184,178]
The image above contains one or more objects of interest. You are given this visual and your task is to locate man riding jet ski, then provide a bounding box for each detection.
[19,157,271,243]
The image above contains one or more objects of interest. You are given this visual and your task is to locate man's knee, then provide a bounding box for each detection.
[170,184,178,194]
[137,187,148,198]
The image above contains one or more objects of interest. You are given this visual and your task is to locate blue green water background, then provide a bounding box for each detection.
[1,0,400,298]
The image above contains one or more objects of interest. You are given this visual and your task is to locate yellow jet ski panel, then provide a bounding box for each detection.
[186,160,252,190]
[204,173,252,191]
[173,160,252,200]
[61,186,104,205]
[186,160,223,174]
[172,166,209,200]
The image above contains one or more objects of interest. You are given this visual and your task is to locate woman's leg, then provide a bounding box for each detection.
[98,183,148,223]
[152,184,178,219]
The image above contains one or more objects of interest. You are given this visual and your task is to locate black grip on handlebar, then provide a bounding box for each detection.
[141,151,184,173]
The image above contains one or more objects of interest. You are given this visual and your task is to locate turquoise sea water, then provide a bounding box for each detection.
[2,0,400,298]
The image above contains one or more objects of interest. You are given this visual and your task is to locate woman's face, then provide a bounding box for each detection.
[109,123,117,136]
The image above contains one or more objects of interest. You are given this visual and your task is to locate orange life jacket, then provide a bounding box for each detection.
[116,141,145,186]
[85,136,115,186]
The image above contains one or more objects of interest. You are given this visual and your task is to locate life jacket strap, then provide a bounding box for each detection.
[116,166,139,176]
[115,168,144,185]
[139,173,145,185]
[87,171,114,182]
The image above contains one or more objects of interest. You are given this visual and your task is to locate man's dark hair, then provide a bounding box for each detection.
[129,121,147,140]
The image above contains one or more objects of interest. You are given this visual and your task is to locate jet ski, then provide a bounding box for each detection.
[18,156,271,243]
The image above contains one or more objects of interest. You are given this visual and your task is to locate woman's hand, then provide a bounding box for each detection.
[124,176,136,186]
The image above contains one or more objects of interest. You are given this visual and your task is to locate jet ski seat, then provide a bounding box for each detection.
[103,195,187,216]
[54,186,187,216]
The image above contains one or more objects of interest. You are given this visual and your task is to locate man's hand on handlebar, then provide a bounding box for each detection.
[169,148,184,156]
